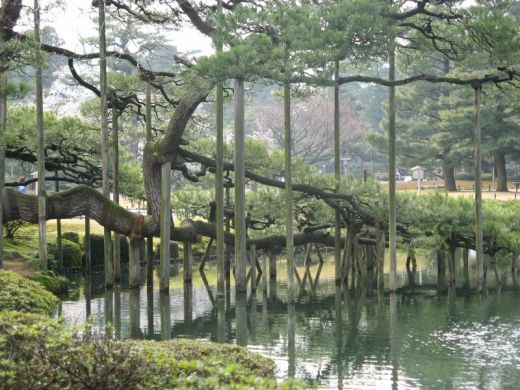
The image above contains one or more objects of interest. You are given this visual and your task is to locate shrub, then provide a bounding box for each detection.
[62,231,80,244]
[85,234,129,267]
[0,270,58,313]
[0,312,301,389]
[29,271,70,295]
[48,238,83,269]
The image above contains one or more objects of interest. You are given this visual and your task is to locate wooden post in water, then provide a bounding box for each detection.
[473,84,484,294]
[388,45,397,292]
[129,238,141,289]
[215,0,225,298]
[183,241,193,283]
[225,185,231,279]
[262,251,268,294]
[96,0,113,288]
[269,251,277,280]
[159,292,171,340]
[333,59,342,285]
[376,222,385,293]
[145,81,154,286]
[34,0,47,270]
[159,162,171,293]
[234,79,247,293]
[284,77,295,302]
[112,106,121,283]
[463,248,470,289]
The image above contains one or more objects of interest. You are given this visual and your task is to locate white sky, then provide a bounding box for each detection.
[21,0,214,57]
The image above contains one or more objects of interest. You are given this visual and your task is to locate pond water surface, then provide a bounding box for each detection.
[60,254,520,389]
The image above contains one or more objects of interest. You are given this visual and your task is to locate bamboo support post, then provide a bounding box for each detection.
[129,238,141,289]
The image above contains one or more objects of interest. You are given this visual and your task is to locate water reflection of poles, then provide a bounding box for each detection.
[249,295,257,340]
[147,284,154,337]
[105,288,114,338]
[236,292,248,346]
[389,294,400,390]
[288,303,296,378]
[335,285,344,390]
[184,282,193,324]
[130,289,141,338]
[216,297,226,343]
[160,293,171,341]
[114,285,122,340]
[85,274,92,320]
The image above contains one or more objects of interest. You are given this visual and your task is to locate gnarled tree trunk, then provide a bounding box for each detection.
[494,150,508,192]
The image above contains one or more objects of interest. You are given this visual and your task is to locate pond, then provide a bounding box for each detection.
[60,252,520,389]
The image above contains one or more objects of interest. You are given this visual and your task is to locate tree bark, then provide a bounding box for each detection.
[112,107,121,282]
[159,162,171,293]
[0,75,5,269]
[494,150,508,192]
[145,81,154,286]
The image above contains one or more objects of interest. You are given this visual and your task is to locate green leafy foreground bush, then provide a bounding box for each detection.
[0,270,58,313]
[0,311,303,389]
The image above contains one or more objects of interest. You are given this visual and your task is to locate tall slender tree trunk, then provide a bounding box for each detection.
[333,60,342,285]
[494,150,508,192]
[159,162,171,292]
[284,78,295,302]
[388,45,397,292]
[234,78,247,293]
[34,0,47,269]
[97,0,113,287]
[215,0,225,298]
[473,84,484,294]
[112,106,121,282]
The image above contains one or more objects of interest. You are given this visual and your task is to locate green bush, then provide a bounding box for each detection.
[62,231,80,244]
[0,312,301,389]
[0,270,58,314]
[85,234,129,267]
[29,271,69,295]
[48,238,82,269]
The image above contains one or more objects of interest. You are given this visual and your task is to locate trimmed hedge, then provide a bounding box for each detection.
[0,270,58,314]
[62,231,80,244]
[48,238,83,269]
[85,234,129,267]
[29,271,70,295]
[0,312,302,389]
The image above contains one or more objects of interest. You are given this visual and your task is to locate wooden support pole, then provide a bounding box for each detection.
[96,0,113,288]
[215,0,225,298]
[250,243,257,292]
[55,169,63,271]
[34,0,47,270]
[225,186,231,278]
[129,238,141,289]
[334,60,342,285]
[234,79,247,293]
[183,241,193,283]
[269,251,277,280]
[473,84,484,294]
[388,44,397,292]
[199,237,214,272]
[112,106,121,283]
[262,252,268,295]
[159,162,171,293]
[145,81,154,286]
[85,213,91,274]
[463,248,470,289]
[284,77,295,302]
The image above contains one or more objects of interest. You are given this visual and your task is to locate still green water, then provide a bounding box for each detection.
[60,256,520,389]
